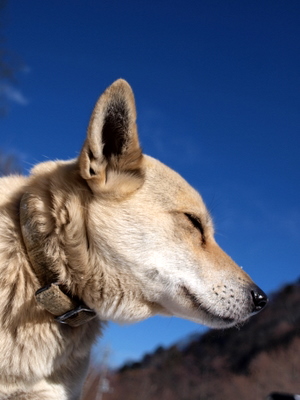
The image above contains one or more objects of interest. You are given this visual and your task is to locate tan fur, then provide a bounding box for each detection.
[0,80,266,399]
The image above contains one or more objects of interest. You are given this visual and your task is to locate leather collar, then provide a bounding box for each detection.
[35,284,97,328]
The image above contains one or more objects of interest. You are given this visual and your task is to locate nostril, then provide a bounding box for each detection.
[251,288,268,313]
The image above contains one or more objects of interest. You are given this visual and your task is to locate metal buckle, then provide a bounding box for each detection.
[35,283,97,327]
[55,306,97,328]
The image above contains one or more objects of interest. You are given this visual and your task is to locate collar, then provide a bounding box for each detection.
[35,284,97,328]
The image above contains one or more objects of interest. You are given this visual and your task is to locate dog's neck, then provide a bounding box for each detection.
[19,193,97,328]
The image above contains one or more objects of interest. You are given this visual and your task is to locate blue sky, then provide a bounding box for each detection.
[1,0,299,367]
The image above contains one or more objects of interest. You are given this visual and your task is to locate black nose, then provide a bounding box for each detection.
[251,286,268,314]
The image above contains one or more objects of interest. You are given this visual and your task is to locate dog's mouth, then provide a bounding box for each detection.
[179,285,236,326]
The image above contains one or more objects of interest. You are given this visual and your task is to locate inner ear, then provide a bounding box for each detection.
[102,98,129,158]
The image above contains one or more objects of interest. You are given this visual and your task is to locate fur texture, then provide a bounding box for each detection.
[0,80,267,399]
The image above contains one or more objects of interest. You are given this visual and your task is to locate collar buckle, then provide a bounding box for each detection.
[35,283,97,327]
[55,306,97,327]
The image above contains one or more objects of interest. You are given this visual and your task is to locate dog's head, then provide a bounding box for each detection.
[22,80,267,329]
[78,79,267,328]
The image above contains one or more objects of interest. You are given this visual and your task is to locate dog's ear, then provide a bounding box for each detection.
[79,79,144,196]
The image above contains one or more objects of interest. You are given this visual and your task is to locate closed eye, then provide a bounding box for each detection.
[184,213,205,244]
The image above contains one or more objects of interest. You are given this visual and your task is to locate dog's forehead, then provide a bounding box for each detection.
[142,156,207,214]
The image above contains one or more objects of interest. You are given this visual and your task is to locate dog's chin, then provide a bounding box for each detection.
[171,309,242,329]
[157,292,250,330]
[170,308,248,330]
[198,314,244,329]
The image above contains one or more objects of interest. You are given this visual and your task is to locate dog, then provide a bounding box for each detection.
[0,79,267,399]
